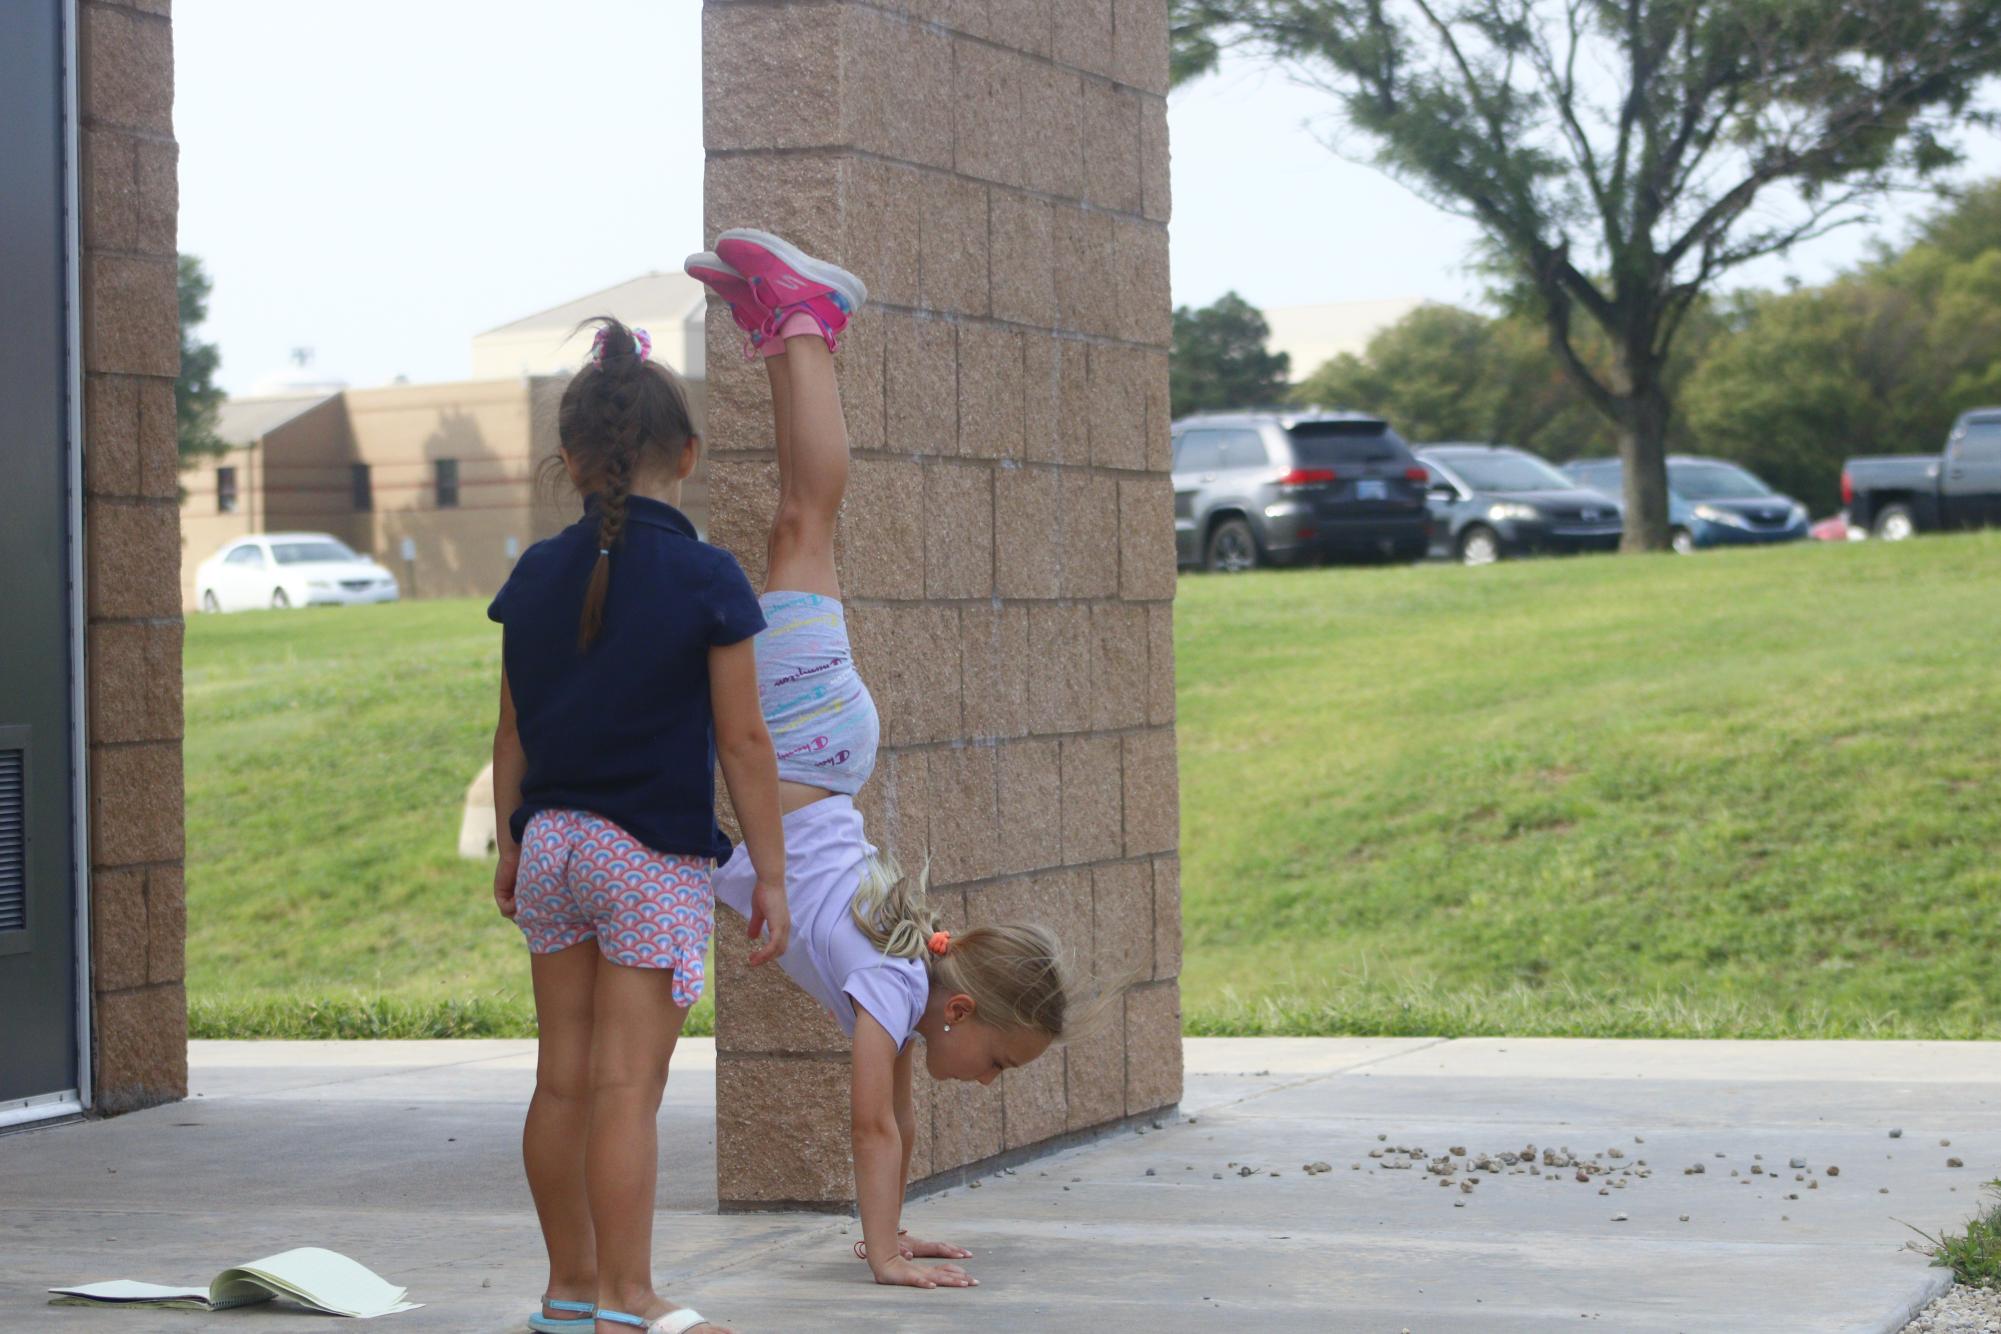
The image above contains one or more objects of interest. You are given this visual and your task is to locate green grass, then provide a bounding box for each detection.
[185,533,2001,1038]
[1176,532,2001,1038]
[182,600,711,1039]
[1904,1180,2001,1288]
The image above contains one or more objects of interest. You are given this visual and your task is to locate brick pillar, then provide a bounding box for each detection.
[79,0,188,1114]
[705,0,1181,1209]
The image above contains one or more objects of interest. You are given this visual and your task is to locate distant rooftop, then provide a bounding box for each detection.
[214,393,338,448]
[476,272,705,337]
[1262,297,1432,382]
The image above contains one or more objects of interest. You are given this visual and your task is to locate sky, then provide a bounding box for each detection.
[174,1,2001,397]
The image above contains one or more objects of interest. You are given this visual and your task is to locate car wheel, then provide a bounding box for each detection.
[1205,517,1259,573]
[1670,527,1696,555]
[271,587,291,610]
[201,590,219,614]
[1458,525,1501,567]
[1873,504,1915,542]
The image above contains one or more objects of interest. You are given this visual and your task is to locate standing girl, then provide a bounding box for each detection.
[686,231,1088,1293]
[489,319,789,1334]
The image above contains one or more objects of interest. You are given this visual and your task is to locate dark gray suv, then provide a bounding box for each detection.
[1171,410,1432,570]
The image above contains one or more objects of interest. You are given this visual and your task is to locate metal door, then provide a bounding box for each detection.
[0,0,83,1119]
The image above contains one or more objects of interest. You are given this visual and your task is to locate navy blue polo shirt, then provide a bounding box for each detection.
[488,495,766,862]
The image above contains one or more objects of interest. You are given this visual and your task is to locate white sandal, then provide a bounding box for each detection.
[595,1307,715,1334]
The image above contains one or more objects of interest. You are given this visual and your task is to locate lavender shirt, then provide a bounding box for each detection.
[713,795,929,1050]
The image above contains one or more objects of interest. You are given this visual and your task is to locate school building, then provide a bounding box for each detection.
[178,274,712,611]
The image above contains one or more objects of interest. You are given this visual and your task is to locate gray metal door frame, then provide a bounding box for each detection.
[0,0,92,1130]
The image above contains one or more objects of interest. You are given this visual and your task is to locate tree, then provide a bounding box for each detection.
[177,254,226,469]
[1170,291,1293,418]
[1173,0,2001,550]
[1293,303,1620,453]
[1680,182,2001,512]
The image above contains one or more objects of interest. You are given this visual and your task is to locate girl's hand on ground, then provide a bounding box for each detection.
[870,1256,977,1289]
[747,878,791,966]
[897,1235,972,1261]
[493,847,520,919]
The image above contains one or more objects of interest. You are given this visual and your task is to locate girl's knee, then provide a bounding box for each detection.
[768,503,832,558]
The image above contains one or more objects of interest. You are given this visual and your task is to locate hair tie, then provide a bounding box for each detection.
[927,930,952,957]
[589,325,652,369]
[598,547,610,557]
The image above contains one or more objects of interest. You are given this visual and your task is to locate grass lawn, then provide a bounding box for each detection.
[1177,531,2001,1038]
[185,532,2001,1038]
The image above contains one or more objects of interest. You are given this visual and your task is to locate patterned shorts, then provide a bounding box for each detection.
[514,809,711,1007]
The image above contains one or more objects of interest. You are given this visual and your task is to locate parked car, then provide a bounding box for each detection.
[1564,456,1810,553]
[1171,410,1431,570]
[1841,408,2001,540]
[1416,443,1623,565]
[195,533,400,612]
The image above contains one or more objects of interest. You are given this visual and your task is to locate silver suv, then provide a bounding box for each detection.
[1171,410,1432,570]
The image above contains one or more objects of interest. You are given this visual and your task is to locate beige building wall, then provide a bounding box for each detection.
[182,376,714,610]
[704,0,1182,1209]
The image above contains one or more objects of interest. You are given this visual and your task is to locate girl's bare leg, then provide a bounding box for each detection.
[587,964,725,1332]
[523,944,599,1324]
[762,332,846,600]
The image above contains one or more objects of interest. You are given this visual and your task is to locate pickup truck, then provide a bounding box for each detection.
[1842,408,2001,540]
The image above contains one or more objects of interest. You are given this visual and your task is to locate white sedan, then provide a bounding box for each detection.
[196,533,400,612]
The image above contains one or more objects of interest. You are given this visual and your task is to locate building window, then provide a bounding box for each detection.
[351,464,372,512]
[435,459,459,509]
[217,466,238,514]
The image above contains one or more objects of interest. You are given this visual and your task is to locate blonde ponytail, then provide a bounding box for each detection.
[850,854,939,961]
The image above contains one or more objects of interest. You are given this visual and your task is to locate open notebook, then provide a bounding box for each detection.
[49,1247,421,1318]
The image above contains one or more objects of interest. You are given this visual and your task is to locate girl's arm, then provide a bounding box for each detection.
[492,668,526,918]
[710,638,790,965]
[890,1047,973,1263]
[852,1013,975,1290]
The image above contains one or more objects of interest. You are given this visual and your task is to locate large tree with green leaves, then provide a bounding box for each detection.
[1171,290,1294,417]
[1680,179,2001,512]
[177,254,226,469]
[1293,302,1624,453]
[1173,0,2001,549]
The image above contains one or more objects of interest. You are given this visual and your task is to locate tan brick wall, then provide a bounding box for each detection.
[80,0,187,1114]
[704,0,1180,1208]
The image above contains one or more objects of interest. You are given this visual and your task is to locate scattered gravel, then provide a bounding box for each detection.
[1895,1282,2001,1333]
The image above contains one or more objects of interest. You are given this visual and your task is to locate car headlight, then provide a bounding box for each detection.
[1488,502,1542,522]
[1788,503,1808,526]
[1692,504,1749,528]
[306,579,332,590]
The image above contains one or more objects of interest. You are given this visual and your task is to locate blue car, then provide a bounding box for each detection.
[1564,456,1811,553]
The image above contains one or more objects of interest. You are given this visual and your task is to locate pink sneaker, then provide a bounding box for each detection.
[684,251,775,359]
[714,229,868,352]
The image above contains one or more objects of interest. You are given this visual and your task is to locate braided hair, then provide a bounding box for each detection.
[552,317,695,650]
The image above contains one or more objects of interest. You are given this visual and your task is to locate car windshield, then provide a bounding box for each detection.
[1668,462,1771,500]
[1437,452,1574,493]
[1287,420,1406,465]
[270,540,359,565]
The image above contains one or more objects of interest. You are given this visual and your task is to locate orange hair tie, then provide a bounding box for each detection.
[927,930,952,957]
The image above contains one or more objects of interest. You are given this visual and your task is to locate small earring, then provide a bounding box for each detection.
[942,1023,952,1033]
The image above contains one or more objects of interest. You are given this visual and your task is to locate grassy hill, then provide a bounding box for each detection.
[184,532,2001,1038]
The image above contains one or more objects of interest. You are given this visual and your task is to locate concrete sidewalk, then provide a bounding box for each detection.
[3,1037,1994,1332]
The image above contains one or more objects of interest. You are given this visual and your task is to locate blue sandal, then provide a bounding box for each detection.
[596,1308,714,1333]
[527,1296,595,1333]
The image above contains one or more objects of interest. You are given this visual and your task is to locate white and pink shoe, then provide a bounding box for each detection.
[714,228,868,353]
